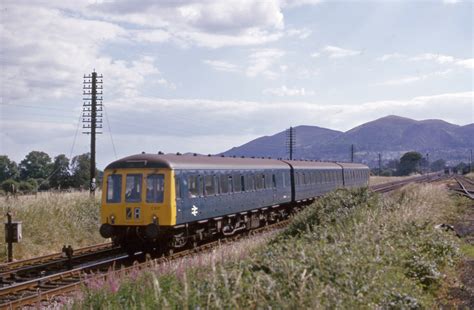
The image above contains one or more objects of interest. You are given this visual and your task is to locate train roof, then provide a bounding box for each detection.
[105,153,369,171]
[105,153,289,170]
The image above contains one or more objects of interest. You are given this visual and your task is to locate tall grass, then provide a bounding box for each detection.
[75,184,462,309]
[0,191,105,261]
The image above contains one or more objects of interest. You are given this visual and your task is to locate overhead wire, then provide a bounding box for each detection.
[103,103,118,159]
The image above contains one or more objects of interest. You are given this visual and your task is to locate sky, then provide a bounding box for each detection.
[0,0,473,169]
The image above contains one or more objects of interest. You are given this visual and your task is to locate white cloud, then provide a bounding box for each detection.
[411,53,455,64]
[0,3,171,104]
[286,27,312,39]
[246,48,286,79]
[90,0,286,48]
[132,29,171,43]
[281,0,322,8]
[376,53,405,61]
[374,70,452,86]
[322,45,361,58]
[376,52,473,70]
[443,0,460,4]
[177,28,283,48]
[263,85,316,96]
[203,60,240,73]
[456,58,474,69]
[410,53,473,69]
[310,52,320,58]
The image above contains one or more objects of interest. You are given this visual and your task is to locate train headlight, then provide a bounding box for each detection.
[152,215,158,224]
[110,215,116,224]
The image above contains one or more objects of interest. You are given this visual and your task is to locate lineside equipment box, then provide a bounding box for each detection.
[5,221,22,243]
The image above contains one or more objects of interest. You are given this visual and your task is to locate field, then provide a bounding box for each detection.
[0,191,105,261]
[72,184,470,309]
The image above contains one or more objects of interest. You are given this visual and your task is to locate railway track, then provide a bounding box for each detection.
[0,243,122,289]
[0,174,446,309]
[0,242,116,274]
[370,172,447,193]
[448,175,474,199]
[0,220,289,309]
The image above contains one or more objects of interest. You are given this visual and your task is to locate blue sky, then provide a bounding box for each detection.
[0,0,472,168]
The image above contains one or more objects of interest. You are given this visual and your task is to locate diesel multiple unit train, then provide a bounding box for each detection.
[99,153,369,253]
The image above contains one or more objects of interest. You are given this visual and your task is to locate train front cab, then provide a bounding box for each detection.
[99,167,177,242]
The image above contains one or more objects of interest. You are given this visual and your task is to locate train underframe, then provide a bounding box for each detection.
[108,199,315,256]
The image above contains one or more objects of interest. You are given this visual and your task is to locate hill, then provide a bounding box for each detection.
[222,115,473,166]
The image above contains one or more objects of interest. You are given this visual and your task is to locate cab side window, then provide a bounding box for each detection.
[146,174,164,203]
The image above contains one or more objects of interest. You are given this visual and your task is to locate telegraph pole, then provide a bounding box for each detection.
[470,149,473,173]
[83,71,103,196]
[378,153,382,176]
[286,127,296,160]
[426,153,430,173]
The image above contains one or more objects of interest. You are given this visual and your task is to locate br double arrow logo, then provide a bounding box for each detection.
[191,205,198,216]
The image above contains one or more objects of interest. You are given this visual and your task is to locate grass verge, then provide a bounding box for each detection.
[74,184,463,309]
[0,192,105,261]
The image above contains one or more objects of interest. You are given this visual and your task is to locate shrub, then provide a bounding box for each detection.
[19,179,36,193]
[1,179,19,194]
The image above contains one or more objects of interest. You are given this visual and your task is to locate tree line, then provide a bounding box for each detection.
[374,151,470,176]
[0,151,101,194]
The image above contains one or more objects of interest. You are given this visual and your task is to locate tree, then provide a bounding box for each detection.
[455,162,469,174]
[0,155,19,182]
[70,153,100,189]
[50,154,71,189]
[398,151,422,176]
[19,151,53,180]
[430,159,446,172]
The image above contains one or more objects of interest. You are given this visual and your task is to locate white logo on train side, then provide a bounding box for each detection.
[191,205,198,216]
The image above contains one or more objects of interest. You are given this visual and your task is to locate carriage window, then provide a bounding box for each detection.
[228,176,234,192]
[241,175,245,192]
[247,174,255,190]
[146,174,165,203]
[175,176,181,200]
[234,174,241,192]
[272,174,277,188]
[205,175,215,195]
[256,174,264,190]
[188,175,199,198]
[304,173,310,185]
[107,174,122,203]
[214,175,220,194]
[125,174,142,202]
[220,175,228,193]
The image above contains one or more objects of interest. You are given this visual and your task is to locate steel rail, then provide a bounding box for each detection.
[452,176,474,199]
[0,242,114,273]
[0,246,123,288]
